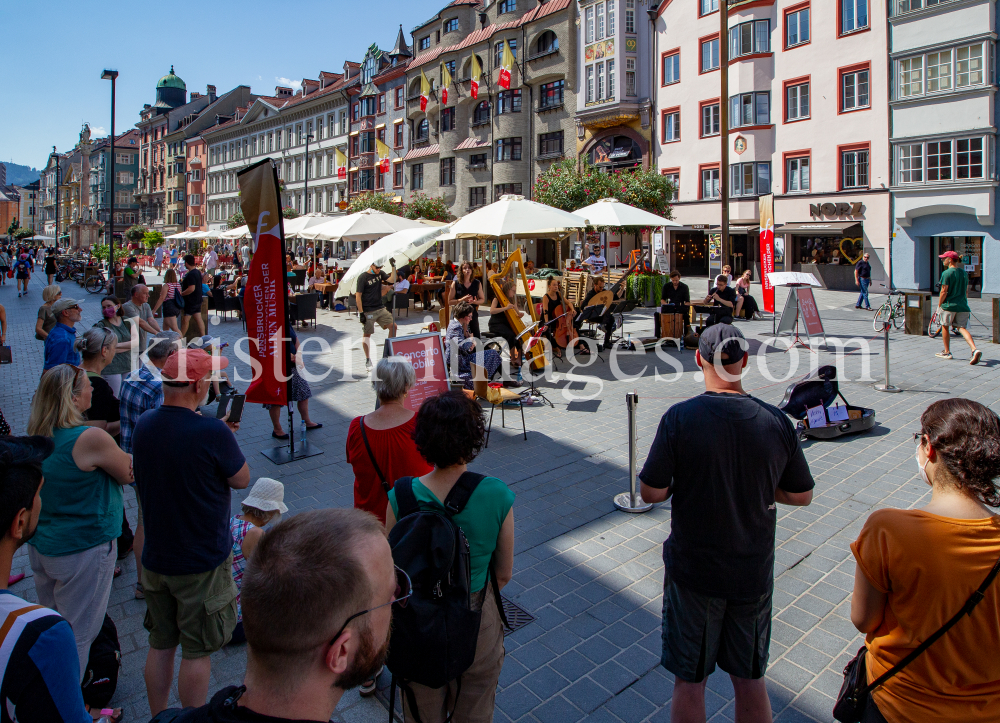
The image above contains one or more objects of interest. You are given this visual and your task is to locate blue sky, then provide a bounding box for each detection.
[0,0,441,169]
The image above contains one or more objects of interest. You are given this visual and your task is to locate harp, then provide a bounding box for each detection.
[488,248,546,371]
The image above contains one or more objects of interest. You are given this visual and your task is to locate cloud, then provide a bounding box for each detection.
[276,77,302,93]
[90,126,108,136]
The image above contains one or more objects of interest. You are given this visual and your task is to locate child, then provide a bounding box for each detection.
[228,477,288,645]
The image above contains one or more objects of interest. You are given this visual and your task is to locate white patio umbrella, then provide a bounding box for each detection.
[336,224,452,297]
[165,231,192,240]
[572,197,680,228]
[282,213,333,239]
[219,225,250,239]
[449,195,589,238]
[299,209,426,242]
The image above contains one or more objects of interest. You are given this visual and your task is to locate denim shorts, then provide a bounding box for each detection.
[660,569,772,682]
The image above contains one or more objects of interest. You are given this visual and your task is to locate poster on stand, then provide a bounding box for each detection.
[383,332,449,411]
[758,194,775,313]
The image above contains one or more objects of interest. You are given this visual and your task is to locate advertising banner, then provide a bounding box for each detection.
[238,159,289,406]
[759,193,775,313]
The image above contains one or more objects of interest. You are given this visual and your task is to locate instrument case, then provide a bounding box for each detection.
[777,365,875,440]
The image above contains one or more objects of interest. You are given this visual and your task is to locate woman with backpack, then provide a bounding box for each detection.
[0,247,11,284]
[385,390,514,723]
[14,253,32,297]
[151,268,183,333]
[849,398,1000,723]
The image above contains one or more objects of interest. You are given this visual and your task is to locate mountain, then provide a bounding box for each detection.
[2,162,40,186]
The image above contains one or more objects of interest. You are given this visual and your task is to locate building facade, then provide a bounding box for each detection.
[654,0,890,290]
[88,130,141,238]
[403,0,577,259]
[15,180,40,233]
[185,136,208,232]
[888,0,998,296]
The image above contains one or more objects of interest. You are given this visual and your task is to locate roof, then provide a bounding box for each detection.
[403,144,440,161]
[454,136,490,150]
[389,24,412,59]
[157,66,186,90]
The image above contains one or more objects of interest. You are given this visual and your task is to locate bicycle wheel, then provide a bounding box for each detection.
[928,315,942,338]
[873,305,891,332]
[891,307,904,330]
[86,275,105,294]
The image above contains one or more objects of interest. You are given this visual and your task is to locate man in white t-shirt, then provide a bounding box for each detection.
[204,247,218,273]
[153,245,165,273]
[583,246,607,275]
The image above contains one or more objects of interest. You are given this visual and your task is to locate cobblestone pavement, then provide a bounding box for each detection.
[3,269,998,723]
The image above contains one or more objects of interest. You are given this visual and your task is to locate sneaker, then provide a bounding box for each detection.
[365,358,373,371]
[17,293,21,298]
[854,305,861,309]
[935,351,953,359]
[134,583,145,600]
[971,349,982,365]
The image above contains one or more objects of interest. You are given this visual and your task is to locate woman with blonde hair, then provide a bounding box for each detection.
[34,284,62,341]
[26,364,134,678]
[152,267,183,333]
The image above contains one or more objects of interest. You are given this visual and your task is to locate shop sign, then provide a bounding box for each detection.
[625,38,637,51]
[810,202,863,218]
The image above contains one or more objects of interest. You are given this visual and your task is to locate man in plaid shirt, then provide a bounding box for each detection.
[119,331,179,599]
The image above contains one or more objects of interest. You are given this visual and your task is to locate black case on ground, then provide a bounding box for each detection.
[778,365,875,440]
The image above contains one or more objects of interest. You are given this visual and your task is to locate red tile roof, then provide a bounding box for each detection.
[454,136,490,150]
[403,144,440,160]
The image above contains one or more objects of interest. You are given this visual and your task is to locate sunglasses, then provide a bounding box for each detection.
[913,432,926,445]
[330,566,412,646]
[62,363,85,388]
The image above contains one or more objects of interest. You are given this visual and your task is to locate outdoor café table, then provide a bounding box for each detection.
[411,281,445,311]
[311,281,337,310]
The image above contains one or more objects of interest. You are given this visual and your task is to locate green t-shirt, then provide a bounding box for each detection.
[940,266,970,312]
[389,475,515,591]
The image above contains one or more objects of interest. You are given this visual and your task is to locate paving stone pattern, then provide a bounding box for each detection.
[3,270,998,723]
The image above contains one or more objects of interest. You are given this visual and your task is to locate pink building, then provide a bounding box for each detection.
[185,136,207,232]
[654,0,890,290]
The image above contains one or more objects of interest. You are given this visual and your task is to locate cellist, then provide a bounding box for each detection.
[541,278,589,358]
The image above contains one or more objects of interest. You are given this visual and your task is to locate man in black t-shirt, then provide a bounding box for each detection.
[661,270,690,309]
[640,324,814,721]
[703,274,737,327]
[355,260,397,371]
[854,252,872,310]
[180,254,206,337]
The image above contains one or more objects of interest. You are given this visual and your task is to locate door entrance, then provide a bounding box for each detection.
[932,236,983,297]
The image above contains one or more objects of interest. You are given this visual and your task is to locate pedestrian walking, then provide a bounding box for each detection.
[179,254,206,338]
[44,247,57,285]
[639,324,815,723]
[849,398,1000,723]
[154,244,165,274]
[0,247,10,284]
[35,284,61,341]
[14,253,32,297]
[935,250,982,364]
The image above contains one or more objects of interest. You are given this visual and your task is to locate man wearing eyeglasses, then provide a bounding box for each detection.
[161,509,399,723]
[43,298,83,371]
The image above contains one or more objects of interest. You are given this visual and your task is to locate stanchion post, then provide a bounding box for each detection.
[874,322,901,393]
[614,391,653,513]
[993,297,998,344]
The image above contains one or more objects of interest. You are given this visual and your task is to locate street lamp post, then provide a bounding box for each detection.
[102,69,118,270]
[303,133,314,214]
[53,146,59,248]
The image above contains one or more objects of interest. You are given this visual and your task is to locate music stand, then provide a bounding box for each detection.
[607,300,635,346]
[576,305,608,360]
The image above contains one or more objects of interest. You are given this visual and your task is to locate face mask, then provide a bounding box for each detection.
[915,446,931,485]
[102,306,117,318]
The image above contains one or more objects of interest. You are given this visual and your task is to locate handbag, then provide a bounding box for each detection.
[359,416,391,493]
[0,346,11,365]
[834,553,1000,722]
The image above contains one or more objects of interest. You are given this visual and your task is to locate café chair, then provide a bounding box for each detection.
[294,292,318,329]
[394,290,410,317]
[471,363,526,448]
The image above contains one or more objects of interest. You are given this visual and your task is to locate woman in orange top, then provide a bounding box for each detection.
[850,398,1000,723]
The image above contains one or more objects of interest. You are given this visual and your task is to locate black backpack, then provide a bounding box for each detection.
[81,614,121,708]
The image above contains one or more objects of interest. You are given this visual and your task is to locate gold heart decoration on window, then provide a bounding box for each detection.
[840,237,864,264]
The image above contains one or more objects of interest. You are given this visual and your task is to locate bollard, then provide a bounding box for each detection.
[873,322,901,393]
[993,297,999,344]
[614,392,653,513]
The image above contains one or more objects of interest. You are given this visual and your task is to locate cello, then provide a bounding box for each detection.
[488,248,547,371]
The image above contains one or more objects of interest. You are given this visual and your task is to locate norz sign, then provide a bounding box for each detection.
[811,202,863,218]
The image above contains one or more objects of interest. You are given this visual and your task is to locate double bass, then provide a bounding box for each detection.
[488,248,547,371]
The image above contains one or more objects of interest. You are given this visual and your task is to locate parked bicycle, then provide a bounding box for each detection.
[85,267,109,294]
[873,290,905,332]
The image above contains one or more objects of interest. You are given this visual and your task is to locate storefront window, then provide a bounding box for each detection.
[671,232,709,277]
[795,235,863,265]
[935,236,983,293]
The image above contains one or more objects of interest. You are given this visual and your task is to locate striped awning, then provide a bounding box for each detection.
[402,144,440,161]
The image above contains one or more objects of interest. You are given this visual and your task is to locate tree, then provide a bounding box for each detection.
[227,211,245,229]
[13,227,34,242]
[142,230,165,250]
[282,207,300,219]
[404,193,451,222]
[125,224,147,243]
[533,159,613,212]
[6,218,19,237]
[347,192,404,216]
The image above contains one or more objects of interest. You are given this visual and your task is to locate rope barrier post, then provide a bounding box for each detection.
[614,392,652,513]
[873,322,901,393]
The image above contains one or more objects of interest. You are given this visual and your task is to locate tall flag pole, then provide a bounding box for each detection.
[375,138,391,174]
[498,41,514,89]
[470,54,481,99]
[420,70,431,112]
[758,193,775,314]
[440,62,452,105]
[335,147,347,179]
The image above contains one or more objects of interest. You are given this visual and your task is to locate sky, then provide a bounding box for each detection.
[0,0,442,169]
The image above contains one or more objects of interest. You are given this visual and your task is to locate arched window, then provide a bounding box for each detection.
[416,118,429,141]
[408,79,422,98]
[537,31,559,54]
[473,101,490,124]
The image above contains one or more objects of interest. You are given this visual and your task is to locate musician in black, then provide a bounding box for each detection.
[703,274,737,327]
[451,261,485,338]
[575,275,618,350]
[661,271,690,310]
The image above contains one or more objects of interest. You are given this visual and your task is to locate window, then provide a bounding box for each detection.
[597,62,605,99]
[495,183,523,197]
[352,103,360,121]
[663,110,680,142]
[596,2,605,39]
[701,0,719,15]
[701,167,720,198]
[498,0,516,12]
[495,39,517,66]
[841,0,868,33]
[730,92,770,127]
[786,156,810,191]
[116,171,134,184]
[701,37,720,72]
[730,20,770,58]
[609,2,616,35]
[663,52,680,85]
[419,36,430,51]
[925,141,952,181]
[701,103,720,136]
[495,137,522,161]
[957,44,984,87]
[359,170,375,192]
[444,17,458,33]
[539,80,564,108]
[379,94,386,113]
[897,144,923,182]
[360,131,375,153]
[896,44,986,98]
[189,194,201,205]
[394,163,404,187]
[441,107,456,131]
[926,51,952,93]
[625,0,634,32]
[441,157,456,185]
[957,137,984,179]
[444,60,456,77]
[395,122,404,147]
[116,153,132,164]
[585,5,594,44]
[664,171,679,200]
[626,58,636,96]
[539,131,564,156]
[607,59,615,98]
[730,162,771,196]
[412,164,424,189]
[842,67,870,110]
[415,118,429,142]
[497,89,522,114]
[842,148,869,188]
[786,82,809,120]
[473,100,491,124]
[470,153,488,168]
[898,57,922,97]
[586,65,595,102]
[395,87,404,108]
[536,30,558,54]
[786,7,809,47]
[470,187,487,207]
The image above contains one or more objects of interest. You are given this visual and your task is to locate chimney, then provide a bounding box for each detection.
[207,85,217,102]
[190,92,201,100]
[275,86,293,97]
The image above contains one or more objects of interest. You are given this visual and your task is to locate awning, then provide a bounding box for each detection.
[403,144,440,161]
[779,221,862,235]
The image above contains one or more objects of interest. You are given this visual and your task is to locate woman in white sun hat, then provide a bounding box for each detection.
[227,477,288,645]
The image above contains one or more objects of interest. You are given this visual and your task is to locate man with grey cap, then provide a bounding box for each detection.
[640,324,815,723]
[42,298,83,371]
